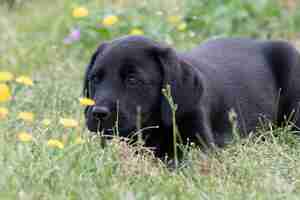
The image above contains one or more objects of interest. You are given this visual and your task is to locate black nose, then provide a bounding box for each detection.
[92,106,111,120]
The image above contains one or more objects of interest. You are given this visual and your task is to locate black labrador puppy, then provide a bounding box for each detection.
[83,35,300,158]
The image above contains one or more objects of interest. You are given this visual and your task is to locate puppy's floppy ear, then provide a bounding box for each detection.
[83,42,109,98]
[151,44,203,127]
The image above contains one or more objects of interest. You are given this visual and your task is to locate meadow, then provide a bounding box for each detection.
[1,0,300,199]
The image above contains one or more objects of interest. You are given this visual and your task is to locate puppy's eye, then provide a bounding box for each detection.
[125,74,139,85]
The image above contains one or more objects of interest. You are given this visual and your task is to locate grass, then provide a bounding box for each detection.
[1,0,300,199]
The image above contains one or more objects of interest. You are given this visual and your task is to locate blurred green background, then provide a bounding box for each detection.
[1,0,300,74]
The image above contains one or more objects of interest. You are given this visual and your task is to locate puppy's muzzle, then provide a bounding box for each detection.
[89,105,134,137]
[92,106,111,120]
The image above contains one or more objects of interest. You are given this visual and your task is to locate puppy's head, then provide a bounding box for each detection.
[83,36,202,138]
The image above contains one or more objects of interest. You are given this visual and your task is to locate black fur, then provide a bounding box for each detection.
[83,36,300,158]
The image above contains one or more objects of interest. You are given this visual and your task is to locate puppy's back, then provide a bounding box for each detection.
[185,38,300,129]
[186,38,300,93]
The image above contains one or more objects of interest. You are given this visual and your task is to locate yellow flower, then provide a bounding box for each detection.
[0,84,11,102]
[0,71,14,82]
[79,97,95,106]
[16,76,34,86]
[18,112,34,122]
[75,137,85,144]
[167,15,182,24]
[0,107,8,119]
[177,22,187,31]
[102,15,119,26]
[47,139,64,149]
[59,118,79,128]
[130,28,144,35]
[17,132,33,142]
[41,119,51,126]
[72,7,89,18]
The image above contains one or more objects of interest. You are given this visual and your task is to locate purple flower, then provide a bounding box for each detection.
[70,28,81,40]
[64,28,81,44]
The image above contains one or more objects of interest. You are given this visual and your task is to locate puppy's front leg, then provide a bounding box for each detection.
[182,108,216,150]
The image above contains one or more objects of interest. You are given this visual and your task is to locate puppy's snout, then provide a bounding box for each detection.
[92,106,111,120]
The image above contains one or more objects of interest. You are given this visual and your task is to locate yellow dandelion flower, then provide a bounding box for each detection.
[167,15,182,24]
[72,6,89,18]
[75,137,85,144]
[102,15,119,26]
[47,139,64,149]
[41,118,51,126]
[0,84,11,102]
[16,76,34,86]
[0,107,8,119]
[130,28,144,35]
[0,71,14,82]
[177,22,187,31]
[18,112,34,122]
[59,118,79,128]
[79,97,95,106]
[17,132,33,142]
